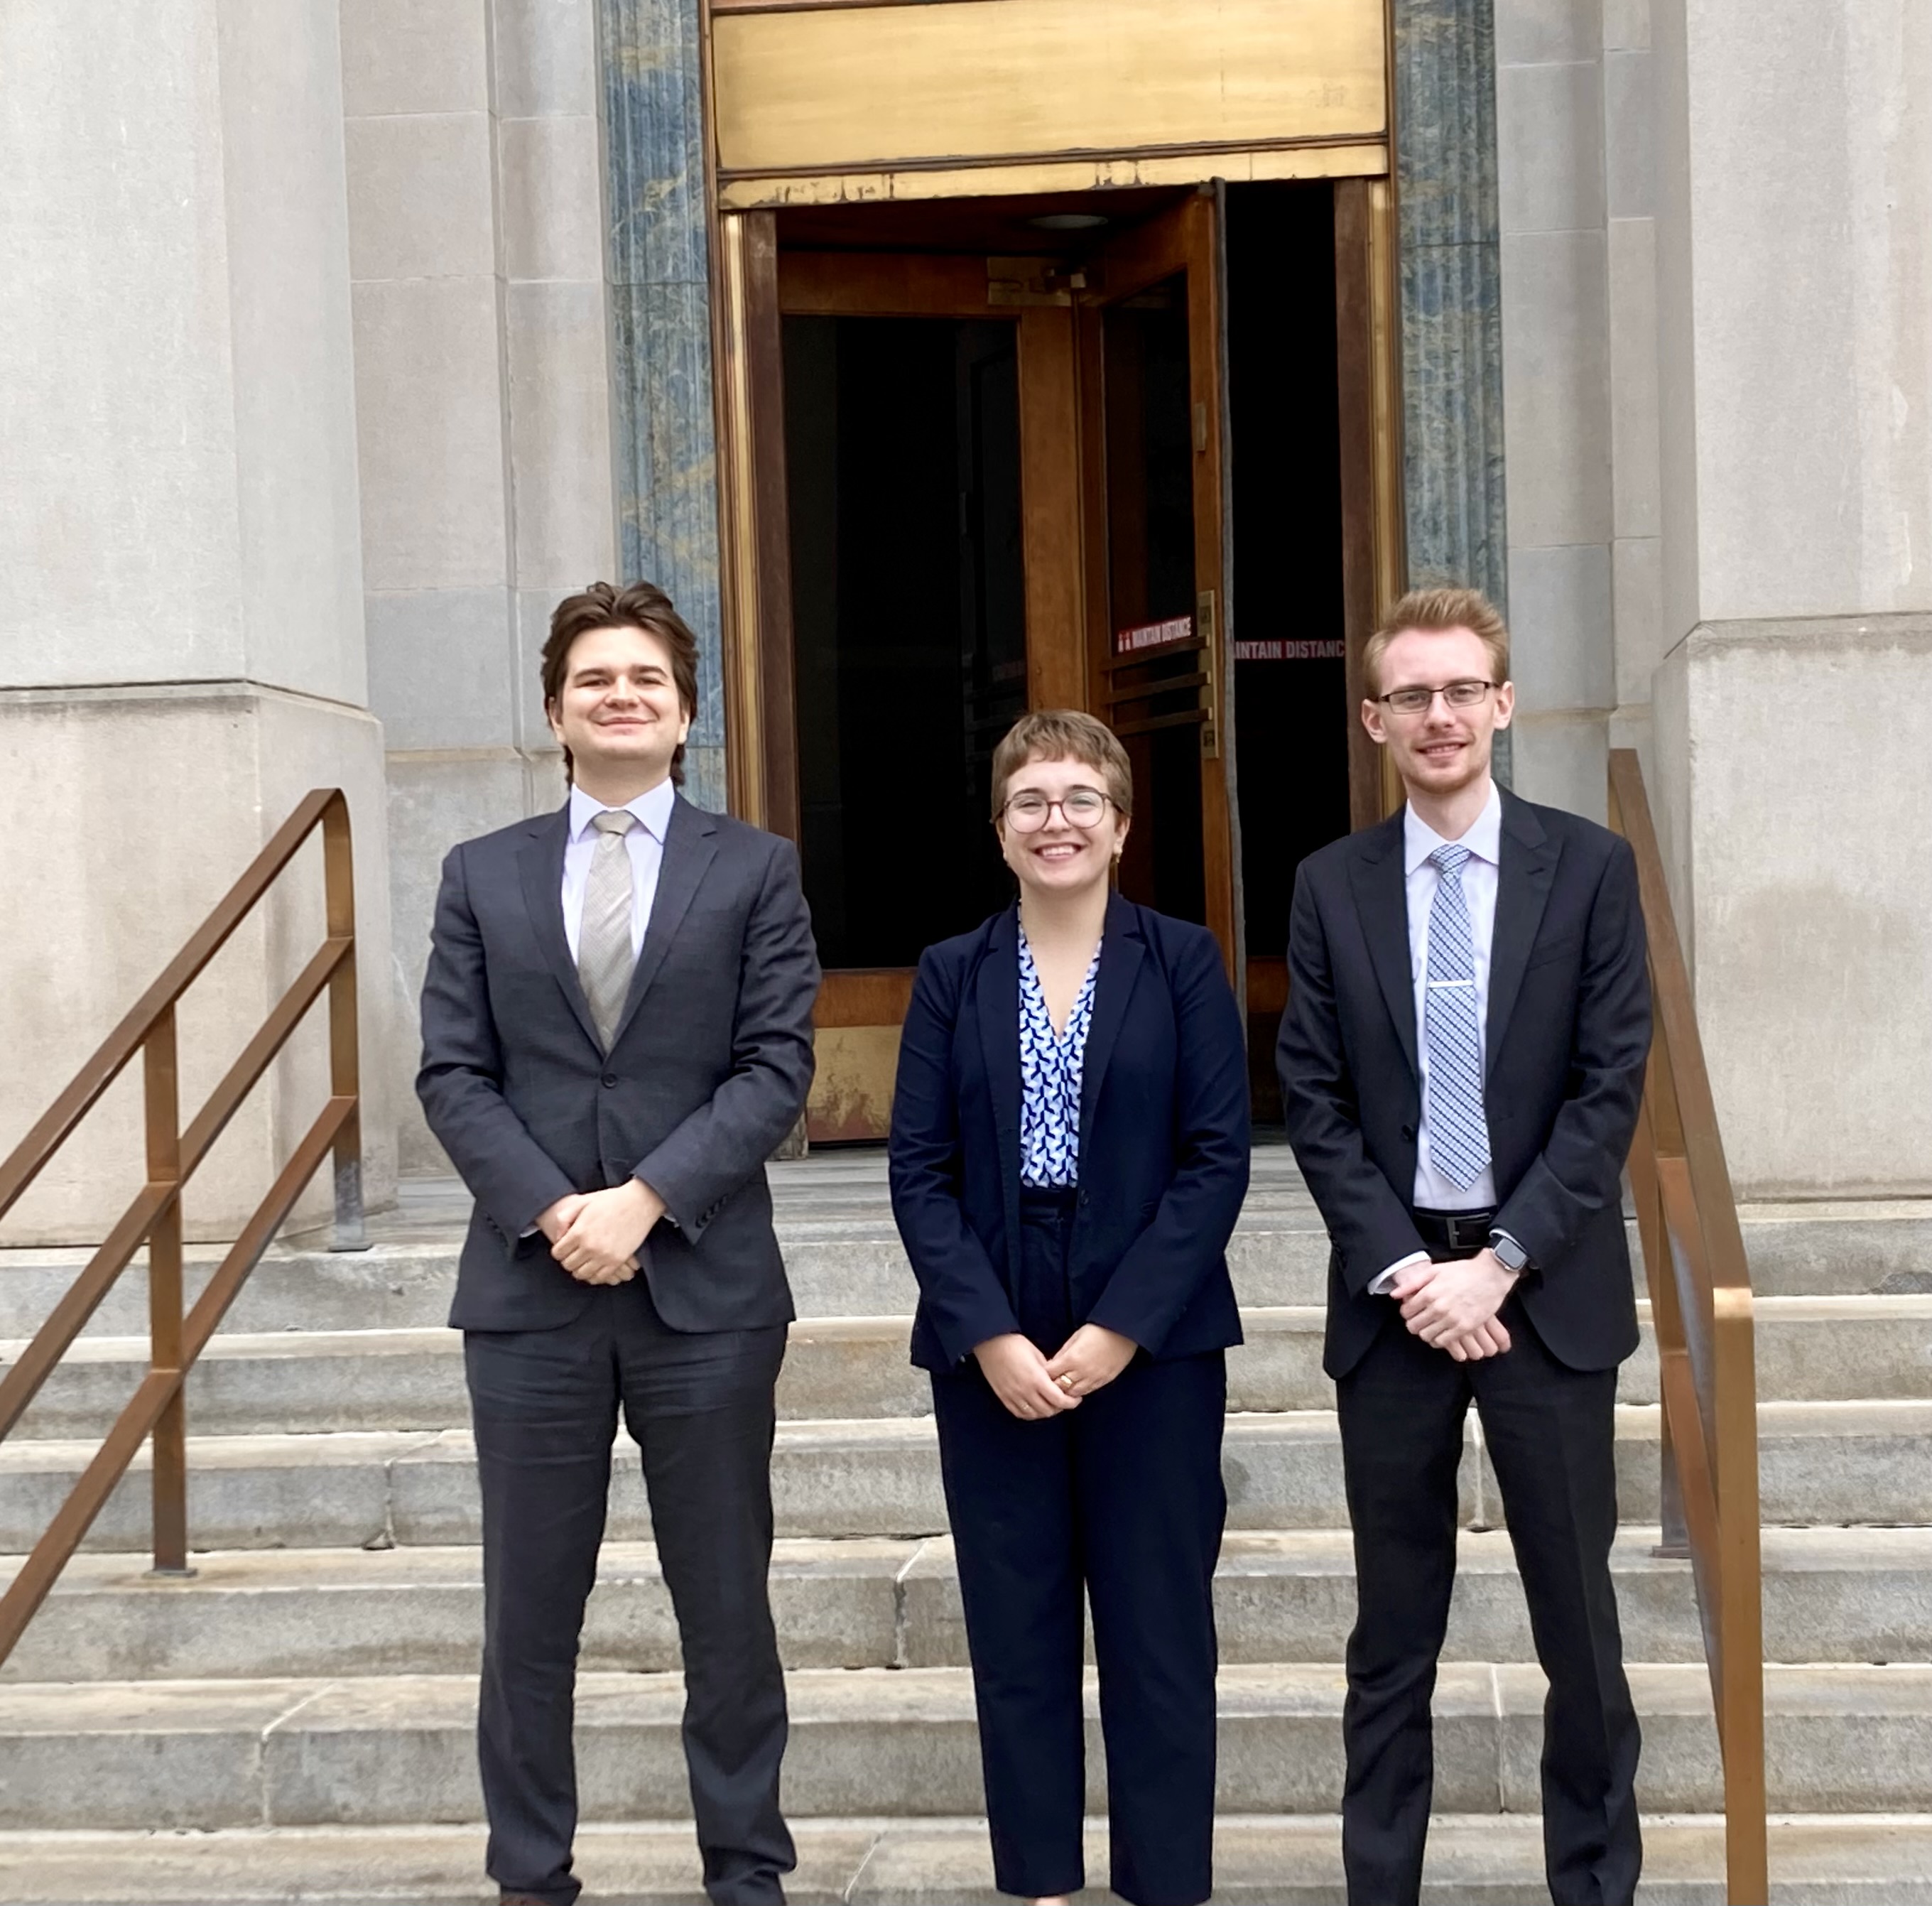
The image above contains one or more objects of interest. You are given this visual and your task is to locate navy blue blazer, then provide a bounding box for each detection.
[889,893,1250,1375]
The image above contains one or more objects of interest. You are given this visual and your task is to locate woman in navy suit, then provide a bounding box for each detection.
[889,710,1250,1906]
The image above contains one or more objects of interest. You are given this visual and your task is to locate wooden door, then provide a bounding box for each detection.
[1075,195,1239,975]
[766,249,1085,1141]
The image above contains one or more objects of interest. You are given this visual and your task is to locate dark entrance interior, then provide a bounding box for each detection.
[783,315,1026,968]
[771,180,1358,1129]
[1224,183,1354,1116]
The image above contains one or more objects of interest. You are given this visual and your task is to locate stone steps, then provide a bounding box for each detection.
[1,1190,1926,1345]
[6,1814,1932,1905]
[8,1295,1932,1440]
[4,1400,1929,1552]
[3,1662,1929,1830]
[3,1161,1927,1900]
[6,1527,1932,1685]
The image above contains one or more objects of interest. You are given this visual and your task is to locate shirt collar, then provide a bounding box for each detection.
[1404,779,1502,877]
[568,776,676,845]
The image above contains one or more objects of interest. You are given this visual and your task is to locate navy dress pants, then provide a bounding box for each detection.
[930,1188,1227,1906]
[1336,1293,1641,1906]
[465,1279,793,1906]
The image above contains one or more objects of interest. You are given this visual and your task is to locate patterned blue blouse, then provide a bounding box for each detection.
[1017,928,1102,1188]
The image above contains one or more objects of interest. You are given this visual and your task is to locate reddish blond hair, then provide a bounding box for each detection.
[1364,586,1510,697]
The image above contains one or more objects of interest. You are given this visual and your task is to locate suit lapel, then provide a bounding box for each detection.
[516,806,602,1050]
[1485,792,1560,1079]
[975,907,1024,1276]
[1079,890,1146,1137]
[1347,811,1418,1080]
[609,795,718,1050]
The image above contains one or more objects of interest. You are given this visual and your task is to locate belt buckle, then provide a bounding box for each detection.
[1446,1211,1491,1252]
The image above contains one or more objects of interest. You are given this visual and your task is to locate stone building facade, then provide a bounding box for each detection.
[1,0,1926,1235]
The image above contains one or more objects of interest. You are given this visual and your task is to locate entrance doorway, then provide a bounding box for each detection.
[747,183,1379,1139]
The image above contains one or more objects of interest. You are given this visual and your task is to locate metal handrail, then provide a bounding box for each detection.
[0,789,364,1664]
[1608,749,1766,1902]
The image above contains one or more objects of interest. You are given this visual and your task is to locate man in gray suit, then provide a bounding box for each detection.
[418,580,819,1906]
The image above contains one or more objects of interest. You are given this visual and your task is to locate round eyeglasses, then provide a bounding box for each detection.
[1002,787,1113,832]
[1377,679,1498,715]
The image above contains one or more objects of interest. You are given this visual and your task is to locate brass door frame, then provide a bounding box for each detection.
[1075,193,1239,975]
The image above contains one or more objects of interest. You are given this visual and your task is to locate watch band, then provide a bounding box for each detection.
[1489,1229,1531,1274]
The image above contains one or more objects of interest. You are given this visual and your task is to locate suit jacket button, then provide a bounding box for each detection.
[1401,1125,1416,1142]
[602,1074,618,1089]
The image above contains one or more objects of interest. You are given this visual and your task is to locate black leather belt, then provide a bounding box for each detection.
[1411,1206,1497,1255]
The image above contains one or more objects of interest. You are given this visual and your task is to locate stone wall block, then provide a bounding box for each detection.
[499,115,607,283]
[364,590,517,752]
[1602,48,1656,218]
[1494,0,1603,65]
[1507,710,1609,824]
[351,278,511,592]
[339,0,489,117]
[386,752,533,1176]
[344,112,497,283]
[1497,60,1606,237]
[1612,534,1664,706]
[1602,0,1649,51]
[1499,228,1612,551]
[508,282,619,585]
[1607,216,1661,541]
[1509,543,1614,714]
[494,0,601,119]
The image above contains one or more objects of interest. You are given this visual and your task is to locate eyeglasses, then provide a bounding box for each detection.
[1377,679,1498,715]
[1002,787,1113,832]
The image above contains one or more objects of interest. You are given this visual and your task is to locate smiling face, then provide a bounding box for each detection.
[995,753,1129,902]
[1362,624,1514,803]
[546,623,693,795]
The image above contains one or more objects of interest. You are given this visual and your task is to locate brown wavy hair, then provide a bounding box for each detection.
[542,581,700,785]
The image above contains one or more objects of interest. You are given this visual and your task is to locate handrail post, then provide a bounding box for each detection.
[142,1009,193,1579]
[323,797,369,1255]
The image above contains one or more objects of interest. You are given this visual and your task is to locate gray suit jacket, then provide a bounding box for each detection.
[416,794,820,1334]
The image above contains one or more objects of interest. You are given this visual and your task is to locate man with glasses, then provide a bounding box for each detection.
[1277,587,1652,1905]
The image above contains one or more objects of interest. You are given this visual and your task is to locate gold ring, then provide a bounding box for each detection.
[1058,1374,1075,1391]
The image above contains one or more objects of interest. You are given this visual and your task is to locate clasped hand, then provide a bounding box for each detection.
[973,1323,1139,1420]
[536,1179,666,1284]
[1391,1247,1517,1361]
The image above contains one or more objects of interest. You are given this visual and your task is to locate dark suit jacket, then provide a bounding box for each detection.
[889,893,1250,1374]
[417,794,819,1334]
[1277,791,1651,1380]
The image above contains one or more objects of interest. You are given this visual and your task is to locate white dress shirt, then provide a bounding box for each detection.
[560,777,675,963]
[1370,781,1504,1296]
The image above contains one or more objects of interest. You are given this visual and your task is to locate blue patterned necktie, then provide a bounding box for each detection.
[1423,843,1491,1189]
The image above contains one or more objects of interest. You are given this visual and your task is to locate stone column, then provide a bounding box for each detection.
[1394,0,1513,783]
[599,0,729,812]
[0,0,396,1243]
[1650,0,1932,1196]
[342,0,619,1174]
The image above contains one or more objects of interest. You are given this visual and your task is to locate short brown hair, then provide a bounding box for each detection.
[542,581,700,784]
[1364,586,1510,698]
[989,710,1134,819]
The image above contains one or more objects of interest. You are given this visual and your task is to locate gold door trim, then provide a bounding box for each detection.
[719,140,1388,211]
[712,0,1387,183]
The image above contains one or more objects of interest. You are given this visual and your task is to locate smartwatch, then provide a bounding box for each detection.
[1489,1230,1532,1276]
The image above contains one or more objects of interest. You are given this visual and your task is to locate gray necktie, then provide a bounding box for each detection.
[578,809,637,1049]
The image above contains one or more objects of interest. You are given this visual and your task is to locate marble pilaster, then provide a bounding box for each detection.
[1394,0,1514,780]
[599,0,728,811]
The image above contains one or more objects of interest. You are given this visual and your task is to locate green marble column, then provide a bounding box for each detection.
[1393,0,1512,779]
[599,0,727,811]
